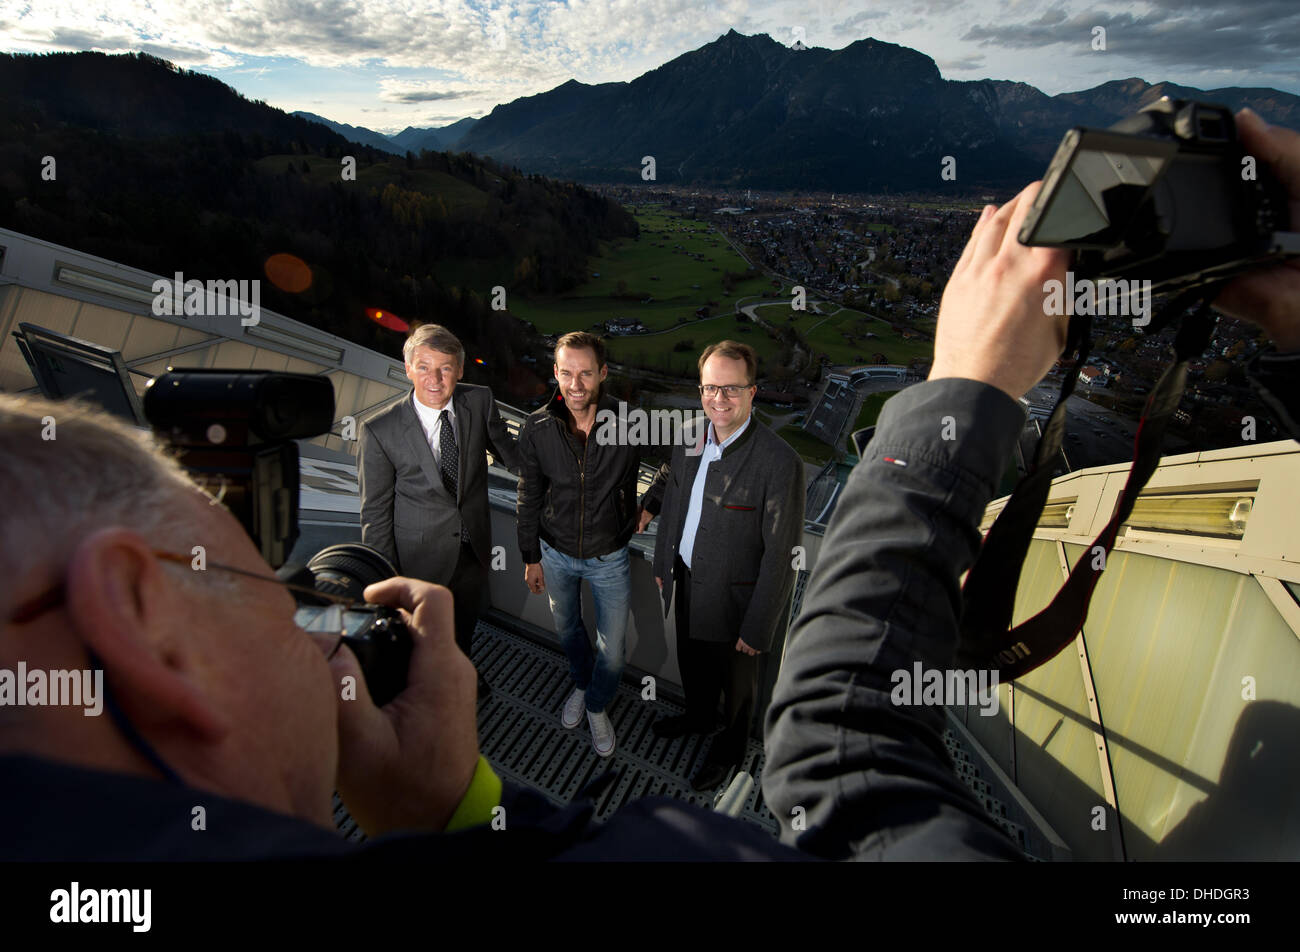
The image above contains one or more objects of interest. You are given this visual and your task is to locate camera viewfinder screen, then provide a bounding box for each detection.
[1032,148,1170,245]
[295,604,374,637]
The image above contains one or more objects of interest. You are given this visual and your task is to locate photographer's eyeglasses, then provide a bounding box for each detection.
[7,551,357,660]
[698,384,753,399]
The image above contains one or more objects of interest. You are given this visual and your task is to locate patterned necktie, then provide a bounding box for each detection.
[438,409,459,500]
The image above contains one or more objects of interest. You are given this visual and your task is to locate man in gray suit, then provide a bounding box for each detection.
[642,341,806,791]
[358,324,521,697]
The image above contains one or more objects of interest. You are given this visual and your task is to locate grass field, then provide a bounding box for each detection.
[751,298,857,324]
[605,318,781,376]
[844,389,899,453]
[751,301,806,322]
[507,206,768,338]
[853,390,900,430]
[778,424,835,465]
[802,307,932,366]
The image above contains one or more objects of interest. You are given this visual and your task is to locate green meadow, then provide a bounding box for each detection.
[507,206,769,339]
[778,424,836,465]
[605,318,781,377]
[852,390,900,430]
[801,307,932,367]
[745,297,931,368]
[844,390,900,454]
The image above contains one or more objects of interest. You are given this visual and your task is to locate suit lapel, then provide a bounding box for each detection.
[400,395,449,499]
[453,388,473,495]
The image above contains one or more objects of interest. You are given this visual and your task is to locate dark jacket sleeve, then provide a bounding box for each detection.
[482,389,523,476]
[357,418,399,569]
[1246,348,1300,442]
[643,415,704,518]
[640,460,671,517]
[762,378,1028,861]
[737,441,805,653]
[650,444,684,587]
[516,420,547,565]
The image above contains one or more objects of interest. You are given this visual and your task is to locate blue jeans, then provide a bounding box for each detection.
[539,539,631,714]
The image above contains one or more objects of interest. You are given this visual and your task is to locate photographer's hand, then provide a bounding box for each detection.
[928,182,1072,401]
[329,577,479,836]
[1214,109,1300,351]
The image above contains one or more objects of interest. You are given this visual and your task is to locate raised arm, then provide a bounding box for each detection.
[1216,110,1300,441]
[763,183,1069,860]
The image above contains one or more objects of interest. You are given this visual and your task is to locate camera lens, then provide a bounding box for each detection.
[303,543,398,601]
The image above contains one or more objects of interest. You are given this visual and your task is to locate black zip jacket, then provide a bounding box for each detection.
[763,378,1028,860]
[516,390,643,564]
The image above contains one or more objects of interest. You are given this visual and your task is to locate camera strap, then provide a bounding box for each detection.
[957,290,1217,680]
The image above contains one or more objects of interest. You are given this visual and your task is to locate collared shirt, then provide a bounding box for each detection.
[412,391,457,470]
[679,413,751,569]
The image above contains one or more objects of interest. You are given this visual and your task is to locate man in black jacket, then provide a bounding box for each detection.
[516,332,643,757]
[762,108,1300,859]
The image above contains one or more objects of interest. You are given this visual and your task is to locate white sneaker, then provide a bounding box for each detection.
[561,687,586,729]
[588,709,616,758]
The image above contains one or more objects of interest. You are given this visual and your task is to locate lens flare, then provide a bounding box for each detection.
[366,308,410,332]
[263,253,312,293]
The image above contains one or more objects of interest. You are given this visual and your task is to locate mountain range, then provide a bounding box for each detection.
[425,29,1297,192]
[0,50,634,398]
[6,32,1299,196]
[291,112,478,156]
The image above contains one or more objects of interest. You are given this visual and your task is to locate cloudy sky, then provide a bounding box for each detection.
[2,0,1296,133]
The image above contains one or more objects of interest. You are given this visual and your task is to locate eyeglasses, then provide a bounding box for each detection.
[7,551,358,659]
[699,384,753,399]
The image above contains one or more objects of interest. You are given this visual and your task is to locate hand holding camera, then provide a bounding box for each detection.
[329,576,480,836]
[144,371,480,834]
[1214,109,1300,350]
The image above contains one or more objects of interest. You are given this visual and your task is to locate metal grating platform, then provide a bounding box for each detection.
[943,729,1033,857]
[334,619,1058,860]
[471,620,779,834]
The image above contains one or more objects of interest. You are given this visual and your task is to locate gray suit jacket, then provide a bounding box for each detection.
[644,415,806,653]
[357,383,520,583]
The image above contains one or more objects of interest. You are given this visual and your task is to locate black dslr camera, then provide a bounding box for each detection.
[1019,98,1299,295]
[143,369,412,705]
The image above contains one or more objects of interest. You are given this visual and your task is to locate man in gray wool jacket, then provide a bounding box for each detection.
[642,340,805,792]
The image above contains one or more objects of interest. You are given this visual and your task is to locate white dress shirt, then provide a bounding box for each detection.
[412,391,457,470]
[679,413,751,569]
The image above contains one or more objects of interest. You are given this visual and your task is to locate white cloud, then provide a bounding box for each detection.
[0,0,1292,116]
[377,78,480,104]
